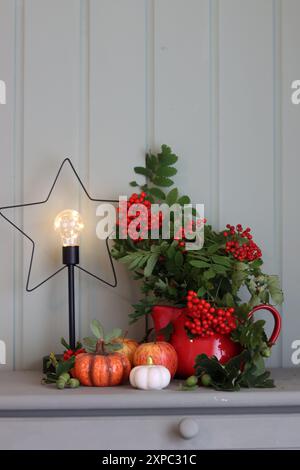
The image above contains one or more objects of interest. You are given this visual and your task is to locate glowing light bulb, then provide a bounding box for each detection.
[54,209,84,246]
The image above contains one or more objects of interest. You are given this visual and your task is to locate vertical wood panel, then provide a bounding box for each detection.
[19,0,81,368]
[282,0,300,367]
[219,0,281,366]
[77,0,90,340]
[154,0,211,215]
[12,0,25,371]
[209,0,220,228]
[82,0,146,341]
[272,0,283,365]
[0,0,15,369]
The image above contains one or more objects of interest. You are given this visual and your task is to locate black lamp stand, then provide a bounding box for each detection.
[62,246,79,350]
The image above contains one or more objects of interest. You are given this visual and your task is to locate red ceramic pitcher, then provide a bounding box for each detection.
[151,304,281,378]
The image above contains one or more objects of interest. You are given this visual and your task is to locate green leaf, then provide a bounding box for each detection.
[189,260,211,268]
[104,328,123,343]
[260,290,270,304]
[166,244,176,259]
[197,286,207,297]
[146,153,157,170]
[236,262,248,271]
[118,254,136,264]
[207,244,219,255]
[232,268,248,294]
[152,176,174,187]
[158,148,178,166]
[134,166,152,177]
[192,254,209,261]
[250,259,263,269]
[61,337,71,350]
[158,322,174,341]
[83,336,97,349]
[194,354,226,383]
[267,275,284,305]
[166,188,179,206]
[211,255,232,267]
[156,166,177,177]
[90,319,104,339]
[203,268,216,280]
[129,256,145,270]
[175,250,184,267]
[177,195,191,205]
[159,144,172,154]
[148,187,166,199]
[222,292,235,307]
[129,181,139,187]
[212,264,228,274]
[105,343,123,352]
[150,244,162,253]
[144,253,159,277]
[155,278,168,292]
[249,295,261,308]
[56,356,75,379]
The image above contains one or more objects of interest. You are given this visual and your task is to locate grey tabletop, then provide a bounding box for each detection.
[0,368,299,413]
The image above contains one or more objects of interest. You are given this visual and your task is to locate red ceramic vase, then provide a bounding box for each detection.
[151,304,281,378]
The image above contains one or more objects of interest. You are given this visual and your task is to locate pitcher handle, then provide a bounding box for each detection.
[248,304,281,346]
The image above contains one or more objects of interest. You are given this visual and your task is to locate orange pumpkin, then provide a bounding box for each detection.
[113,338,139,364]
[74,340,131,387]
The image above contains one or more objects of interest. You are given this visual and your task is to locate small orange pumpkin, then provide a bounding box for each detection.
[74,340,131,387]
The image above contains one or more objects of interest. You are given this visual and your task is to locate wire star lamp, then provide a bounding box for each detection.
[0,158,118,349]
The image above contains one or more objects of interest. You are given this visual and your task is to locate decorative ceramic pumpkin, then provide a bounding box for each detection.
[133,341,178,378]
[129,356,171,390]
[113,337,139,365]
[74,340,131,387]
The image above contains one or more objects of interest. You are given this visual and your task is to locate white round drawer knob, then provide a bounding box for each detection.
[178,418,199,439]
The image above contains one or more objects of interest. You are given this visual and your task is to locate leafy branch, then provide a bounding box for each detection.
[130,144,190,205]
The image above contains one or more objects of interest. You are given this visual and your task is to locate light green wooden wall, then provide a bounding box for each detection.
[0,0,299,369]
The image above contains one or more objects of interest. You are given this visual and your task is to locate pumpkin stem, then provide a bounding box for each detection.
[95,339,105,355]
[147,356,154,366]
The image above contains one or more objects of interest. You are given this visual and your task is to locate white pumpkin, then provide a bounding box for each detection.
[129,356,171,390]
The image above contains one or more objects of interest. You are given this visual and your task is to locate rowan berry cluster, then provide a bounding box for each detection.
[223,224,262,262]
[63,348,85,361]
[184,290,237,338]
[116,192,163,242]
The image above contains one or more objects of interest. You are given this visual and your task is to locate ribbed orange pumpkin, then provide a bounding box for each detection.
[74,340,131,387]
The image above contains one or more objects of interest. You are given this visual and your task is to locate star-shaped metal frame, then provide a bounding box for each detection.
[0,158,118,292]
